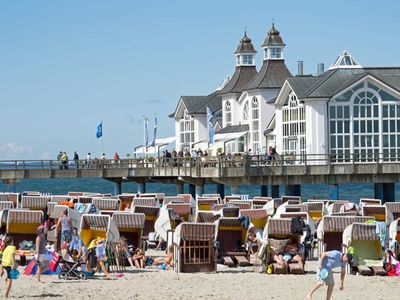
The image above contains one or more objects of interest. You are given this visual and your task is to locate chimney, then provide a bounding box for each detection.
[317,63,325,75]
[297,61,304,76]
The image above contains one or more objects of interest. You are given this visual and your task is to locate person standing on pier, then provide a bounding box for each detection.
[61,152,69,169]
[86,152,92,168]
[57,151,63,169]
[73,151,79,169]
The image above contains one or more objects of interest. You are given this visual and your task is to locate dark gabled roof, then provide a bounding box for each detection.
[235,32,257,54]
[181,96,209,113]
[219,66,257,94]
[192,92,222,114]
[287,67,400,100]
[261,24,285,48]
[216,124,249,134]
[244,60,291,90]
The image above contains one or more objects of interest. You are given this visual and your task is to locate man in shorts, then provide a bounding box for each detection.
[307,250,353,300]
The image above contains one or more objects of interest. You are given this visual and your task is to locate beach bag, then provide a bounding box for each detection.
[88,249,97,269]
[49,252,60,272]
[291,217,304,235]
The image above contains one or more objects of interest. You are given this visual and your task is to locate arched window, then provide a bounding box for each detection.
[252,97,260,151]
[243,101,249,121]
[282,93,306,161]
[329,81,400,162]
[225,101,232,126]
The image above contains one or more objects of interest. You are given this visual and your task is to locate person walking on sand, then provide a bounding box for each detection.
[307,250,353,300]
[35,226,50,282]
[1,236,17,298]
[56,209,73,246]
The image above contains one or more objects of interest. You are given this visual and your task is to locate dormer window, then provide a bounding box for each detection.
[242,54,254,65]
[265,48,282,59]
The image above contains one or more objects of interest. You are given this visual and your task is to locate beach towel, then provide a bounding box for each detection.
[24,254,61,275]
[376,222,388,249]
[49,252,60,272]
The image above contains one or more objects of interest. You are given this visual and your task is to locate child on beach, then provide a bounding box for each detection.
[153,245,174,268]
[95,239,110,279]
[36,226,50,282]
[132,248,146,269]
[1,236,17,298]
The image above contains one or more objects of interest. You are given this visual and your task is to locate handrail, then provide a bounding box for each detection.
[0,152,398,172]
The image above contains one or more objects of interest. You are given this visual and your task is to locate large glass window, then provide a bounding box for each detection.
[242,55,253,65]
[282,93,306,162]
[329,81,400,162]
[243,101,249,121]
[225,101,232,126]
[270,48,282,59]
[179,109,195,150]
[252,97,260,152]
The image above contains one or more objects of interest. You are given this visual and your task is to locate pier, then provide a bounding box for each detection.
[0,153,399,202]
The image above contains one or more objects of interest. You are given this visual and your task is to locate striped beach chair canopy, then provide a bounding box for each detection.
[331,211,359,216]
[253,197,272,202]
[329,200,350,213]
[49,204,69,219]
[217,217,243,228]
[92,198,120,211]
[6,209,43,225]
[21,196,51,210]
[360,198,382,206]
[226,200,252,210]
[177,194,193,203]
[118,193,136,202]
[281,196,301,204]
[385,202,400,219]
[163,196,185,206]
[302,202,324,213]
[346,222,379,241]
[224,196,241,202]
[68,192,85,197]
[284,205,302,212]
[202,193,221,198]
[252,197,272,208]
[197,198,220,208]
[267,218,292,235]
[77,196,93,204]
[280,212,309,220]
[195,211,220,223]
[221,207,240,217]
[166,203,191,217]
[81,214,110,231]
[112,212,145,229]
[22,191,41,196]
[0,193,19,207]
[47,202,58,217]
[51,195,73,203]
[322,216,356,232]
[0,201,14,211]
[83,193,103,197]
[362,204,393,224]
[178,222,216,241]
[133,197,158,207]
[239,209,268,221]
[132,205,160,217]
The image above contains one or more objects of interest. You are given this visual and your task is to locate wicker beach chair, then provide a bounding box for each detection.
[0,193,19,208]
[384,202,400,220]
[79,214,120,247]
[173,222,216,273]
[112,212,145,249]
[6,209,43,247]
[20,196,51,211]
[362,205,393,225]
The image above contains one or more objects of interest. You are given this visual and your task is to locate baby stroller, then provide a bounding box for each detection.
[58,251,87,280]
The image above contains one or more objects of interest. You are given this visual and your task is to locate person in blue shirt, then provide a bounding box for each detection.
[307,250,353,300]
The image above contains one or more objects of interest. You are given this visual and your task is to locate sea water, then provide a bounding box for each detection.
[1,178,400,202]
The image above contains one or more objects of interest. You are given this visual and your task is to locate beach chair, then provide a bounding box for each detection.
[252,197,272,209]
[92,198,120,214]
[215,217,249,267]
[342,222,385,276]
[166,203,192,223]
[0,202,14,234]
[225,200,252,210]
[20,196,51,211]
[77,196,93,204]
[264,218,305,274]
[240,209,268,253]
[302,201,326,224]
[138,193,164,205]
[6,209,43,246]
[22,191,41,196]
[132,197,158,208]
[162,196,185,206]
[197,197,220,211]
[331,211,359,216]
[224,196,241,203]
[51,195,74,203]
[281,196,301,204]
[112,212,145,249]
[67,192,85,197]
[362,205,393,225]
[173,222,216,273]
[0,201,14,211]
[79,214,120,247]
[195,211,221,223]
[132,205,160,240]
[262,198,283,216]
[316,216,374,256]
[118,194,136,210]
[0,193,19,208]
[202,193,221,199]
[359,198,382,207]
[177,194,194,204]
[385,202,400,220]
[326,200,350,214]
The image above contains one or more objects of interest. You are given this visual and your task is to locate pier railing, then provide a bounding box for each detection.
[0,152,397,172]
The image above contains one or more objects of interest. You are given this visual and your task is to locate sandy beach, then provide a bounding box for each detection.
[4,259,399,300]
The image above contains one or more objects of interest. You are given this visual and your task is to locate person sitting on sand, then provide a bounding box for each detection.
[272,238,303,272]
[36,225,50,282]
[153,245,174,268]
[115,237,136,269]
[132,248,146,269]
[1,236,17,298]
[307,250,353,300]
[246,227,260,254]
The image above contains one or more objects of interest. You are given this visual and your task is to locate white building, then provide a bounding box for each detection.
[274,50,400,163]
[170,24,292,154]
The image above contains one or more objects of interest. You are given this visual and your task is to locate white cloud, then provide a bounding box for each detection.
[0,142,33,159]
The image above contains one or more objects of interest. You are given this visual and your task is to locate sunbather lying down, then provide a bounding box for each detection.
[273,238,304,271]
[152,245,174,268]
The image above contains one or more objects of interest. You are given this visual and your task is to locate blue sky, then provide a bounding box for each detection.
[0,0,399,160]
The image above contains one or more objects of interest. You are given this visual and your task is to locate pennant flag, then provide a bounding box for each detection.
[151,115,158,147]
[207,107,214,144]
[143,116,149,147]
[96,122,103,139]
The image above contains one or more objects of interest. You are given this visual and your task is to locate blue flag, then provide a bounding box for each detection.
[96,122,102,139]
[151,115,158,147]
[143,117,149,147]
[207,107,214,144]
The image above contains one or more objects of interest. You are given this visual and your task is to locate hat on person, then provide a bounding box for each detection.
[346,253,353,263]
